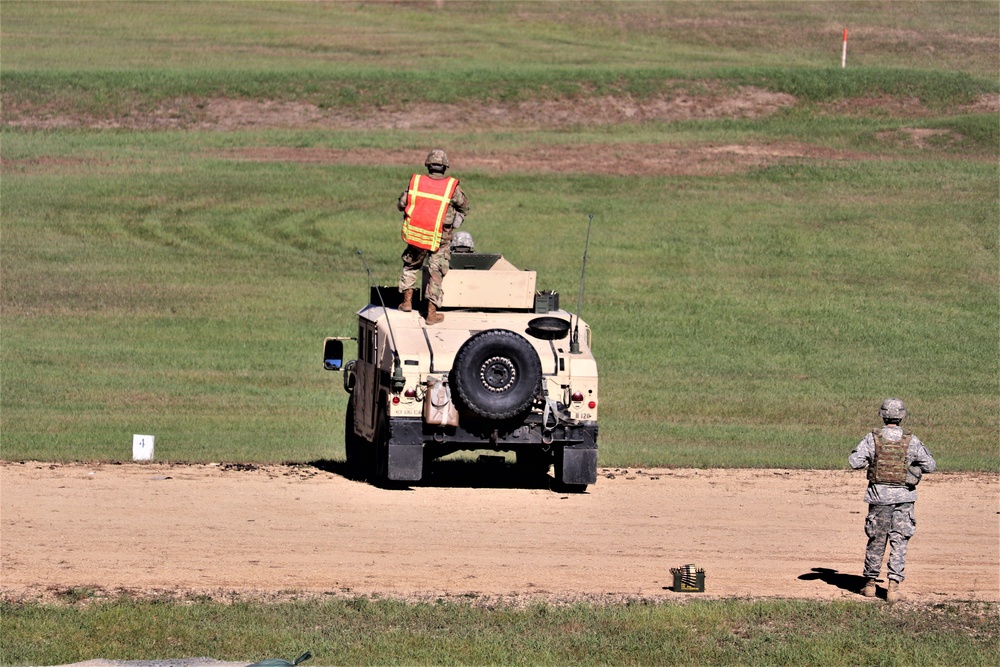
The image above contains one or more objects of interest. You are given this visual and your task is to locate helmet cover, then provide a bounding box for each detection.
[424,149,450,169]
[452,231,474,252]
[879,398,907,422]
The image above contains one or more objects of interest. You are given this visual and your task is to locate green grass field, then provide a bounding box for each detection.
[1,1,998,664]
[3,122,996,468]
[3,2,997,469]
[2,596,998,667]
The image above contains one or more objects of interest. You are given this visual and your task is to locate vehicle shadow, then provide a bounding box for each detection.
[798,567,870,596]
[309,458,558,492]
[420,458,554,490]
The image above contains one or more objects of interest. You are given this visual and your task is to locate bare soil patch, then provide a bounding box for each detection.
[7,87,991,177]
[214,142,872,177]
[6,90,995,133]
[2,462,997,606]
[875,127,966,149]
[818,92,1000,118]
[193,86,797,132]
[2,86,797,131]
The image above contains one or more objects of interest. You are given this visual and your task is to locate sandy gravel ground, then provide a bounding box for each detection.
[2,461,997,606]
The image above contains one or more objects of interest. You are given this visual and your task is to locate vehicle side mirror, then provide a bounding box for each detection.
[323,338,345,371]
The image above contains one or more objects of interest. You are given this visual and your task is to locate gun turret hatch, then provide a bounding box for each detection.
[426,253,537,310]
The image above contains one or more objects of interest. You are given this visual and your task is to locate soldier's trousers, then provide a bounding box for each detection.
[863,502,916,582]
[399,231,451,308]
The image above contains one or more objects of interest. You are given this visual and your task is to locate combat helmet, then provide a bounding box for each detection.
[879,398,907,423]
[424,149,450,170]
[452,231,475,253]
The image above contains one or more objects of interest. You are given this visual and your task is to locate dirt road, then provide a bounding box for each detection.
[2,461,997,604]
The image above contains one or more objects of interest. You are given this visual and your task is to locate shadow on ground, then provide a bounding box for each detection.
[799,567,875,598]
[309,458,567,492]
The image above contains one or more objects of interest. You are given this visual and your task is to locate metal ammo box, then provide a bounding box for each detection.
[670,565,705,593]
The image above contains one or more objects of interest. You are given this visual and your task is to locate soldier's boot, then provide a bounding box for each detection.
[425,302,444,325]
[399,289,414,312]
[886,580,900,602]
[862,579,877,598]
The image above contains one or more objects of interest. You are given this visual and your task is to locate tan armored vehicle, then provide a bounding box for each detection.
[323,249,599,491]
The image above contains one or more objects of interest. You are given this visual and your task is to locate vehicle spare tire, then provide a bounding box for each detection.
[452,329,542,420]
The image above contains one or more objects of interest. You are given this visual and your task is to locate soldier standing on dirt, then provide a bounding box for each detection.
[849,398,936,601]
[397,149,470,325]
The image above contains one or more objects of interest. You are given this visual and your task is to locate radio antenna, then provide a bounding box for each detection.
[357,250,405,391]
[570,214,593,355]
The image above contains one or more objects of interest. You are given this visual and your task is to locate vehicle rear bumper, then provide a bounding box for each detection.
[387,417,598,483]
[390,416,598,449]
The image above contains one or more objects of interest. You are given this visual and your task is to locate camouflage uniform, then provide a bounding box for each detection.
[397,174,469,308]
[849,422,936,583]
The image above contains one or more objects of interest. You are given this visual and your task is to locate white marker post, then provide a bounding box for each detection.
[133,434,155,461]
[842,28,848,68]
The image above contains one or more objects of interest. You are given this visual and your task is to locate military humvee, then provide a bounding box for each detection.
[323,250,598,491]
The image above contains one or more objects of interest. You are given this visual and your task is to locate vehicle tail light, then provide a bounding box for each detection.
[392,396,400,404]
[404,389,416,398]
[571,392,584,402]
[588,401,596,409]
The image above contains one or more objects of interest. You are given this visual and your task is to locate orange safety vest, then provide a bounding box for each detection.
[401,174,459,252]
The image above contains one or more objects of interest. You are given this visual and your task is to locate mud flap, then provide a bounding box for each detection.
[387,419,424,481]
[387,443,423,481]
[558,444,597,485]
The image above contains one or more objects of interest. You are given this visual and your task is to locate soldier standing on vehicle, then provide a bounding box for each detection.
[397,149,470,325]
[849,398,936,601]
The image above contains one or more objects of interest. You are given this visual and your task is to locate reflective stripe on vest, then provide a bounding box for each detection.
[401,174,459,252]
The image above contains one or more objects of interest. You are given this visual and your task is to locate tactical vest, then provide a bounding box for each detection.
[400,174,459,252]
[867,428,912,486]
